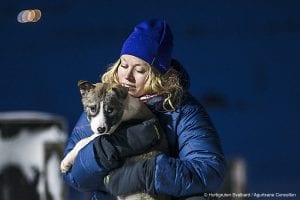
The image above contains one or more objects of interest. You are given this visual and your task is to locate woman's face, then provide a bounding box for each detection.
[117,54,150,97]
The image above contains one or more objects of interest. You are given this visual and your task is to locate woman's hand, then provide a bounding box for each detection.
[93,118,163,170]
[104,157,156,196]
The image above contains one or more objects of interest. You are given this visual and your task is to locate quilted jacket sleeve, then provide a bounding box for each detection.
[154,100,226,197]
[62,112,108,192]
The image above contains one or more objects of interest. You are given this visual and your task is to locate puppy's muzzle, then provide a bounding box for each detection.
[97,126,106,134]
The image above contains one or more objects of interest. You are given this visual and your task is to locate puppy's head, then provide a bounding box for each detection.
[78,80,128,135]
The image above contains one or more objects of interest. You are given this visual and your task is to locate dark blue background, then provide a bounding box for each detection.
[1,0,299,198]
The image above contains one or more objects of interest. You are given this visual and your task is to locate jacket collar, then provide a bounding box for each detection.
[140,95,165,112]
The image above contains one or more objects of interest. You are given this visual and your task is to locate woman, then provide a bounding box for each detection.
[63,19,226,200]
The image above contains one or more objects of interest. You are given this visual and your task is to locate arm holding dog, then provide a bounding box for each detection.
[105,95,226,197]
[61,112,164,192]
[61,112,107,192]
[94,118,164,170]
[61,131,100,173]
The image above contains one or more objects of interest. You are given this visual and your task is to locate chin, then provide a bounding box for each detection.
[128,91,143,97]
[128,92,138,97]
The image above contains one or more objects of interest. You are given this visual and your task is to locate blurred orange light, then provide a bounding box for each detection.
[17,9,41,23]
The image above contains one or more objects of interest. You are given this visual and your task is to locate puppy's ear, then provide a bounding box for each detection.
[78,80,95,96]
[112,85,128,99]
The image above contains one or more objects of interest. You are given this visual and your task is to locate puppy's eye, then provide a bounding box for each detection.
[89,105,97,115]
[107,107,113,114]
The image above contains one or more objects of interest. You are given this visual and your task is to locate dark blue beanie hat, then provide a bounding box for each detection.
[120,19,173,73]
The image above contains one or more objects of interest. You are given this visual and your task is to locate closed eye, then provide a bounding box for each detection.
[135,65,148,74]
[135,69,146,74]
[120,64,128,69]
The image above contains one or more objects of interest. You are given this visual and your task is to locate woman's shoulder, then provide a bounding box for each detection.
[178,93,205,112]
[174,93,212,124]
[148,93,208,120]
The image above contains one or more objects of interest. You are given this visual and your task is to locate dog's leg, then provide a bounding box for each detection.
[60,134,99,173]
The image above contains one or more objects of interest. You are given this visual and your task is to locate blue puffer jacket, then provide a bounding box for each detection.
[62,93,226,199]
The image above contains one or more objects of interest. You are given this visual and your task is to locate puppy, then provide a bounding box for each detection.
[61,81,168,200]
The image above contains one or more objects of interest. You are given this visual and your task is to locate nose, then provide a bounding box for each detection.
[124,67,134,81]
[97,126,106,133]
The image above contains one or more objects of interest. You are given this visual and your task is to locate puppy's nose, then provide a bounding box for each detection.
[97,127,106,133]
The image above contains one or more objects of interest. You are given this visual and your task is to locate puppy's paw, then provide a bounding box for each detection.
[60,152,76,173]
[60,159,72,173]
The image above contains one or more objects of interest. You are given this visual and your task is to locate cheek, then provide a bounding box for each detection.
[117,68,124,80]
[134,78,147,95]
[136,81,145,90]
[135,74,147,88]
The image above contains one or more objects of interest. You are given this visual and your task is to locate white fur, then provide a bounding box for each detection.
[90,102,106,134]
[60,133,99,173]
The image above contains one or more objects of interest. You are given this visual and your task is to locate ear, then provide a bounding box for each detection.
[112,84,128,99]
[77,80,95,96]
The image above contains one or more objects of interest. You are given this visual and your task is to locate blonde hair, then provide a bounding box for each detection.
[101,59,184,111]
